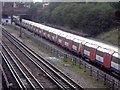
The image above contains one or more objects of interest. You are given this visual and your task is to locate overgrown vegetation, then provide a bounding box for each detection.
[97,26,120,46]
[27,2,120,45]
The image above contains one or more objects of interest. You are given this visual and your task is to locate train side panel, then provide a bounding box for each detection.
[111,52,120,73]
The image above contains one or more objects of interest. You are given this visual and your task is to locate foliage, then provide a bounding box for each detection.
[28,2,119,37]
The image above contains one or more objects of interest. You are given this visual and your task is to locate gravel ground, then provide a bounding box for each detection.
[3,34,62,89]
[0,26,2,89]
[0,64,2,90]
[4,25,112,89]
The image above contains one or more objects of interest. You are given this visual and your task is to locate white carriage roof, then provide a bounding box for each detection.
[73,38,83,43]
[59,31,69,37]
[23,19,119,53]
[65,33,76,40]
[52,29,62,35]
[113,52,120,58]
[97,47,114,54]
[85,43,99,49]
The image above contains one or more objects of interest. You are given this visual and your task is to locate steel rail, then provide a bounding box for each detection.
[3,30,67,90]
[2,43,37,90]
[2,41,45,90]
[1,51,27,89]
[1,52,23,89]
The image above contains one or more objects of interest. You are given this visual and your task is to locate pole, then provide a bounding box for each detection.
[19,17,22,37]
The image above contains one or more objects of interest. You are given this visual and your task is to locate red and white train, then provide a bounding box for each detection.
[14,17,120,74]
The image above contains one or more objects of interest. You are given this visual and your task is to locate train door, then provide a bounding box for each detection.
[50,33,52,41]
[80,44,85,56]
[68,41,72,51]
[54,34,57,43]
[72,41,77,53]
[64,39,69,48]
[80,42,86,57]
[90,48,97,61]
[45,31,47,38]
[76,43,80,54]
[52,34,55,41]
[103,53,112,68]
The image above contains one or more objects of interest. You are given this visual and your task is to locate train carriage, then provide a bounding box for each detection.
[64,33,75,50]
[96,47,105,65]
[28,22,34,32]
[32,25,37,33]
[45,27,55,40]
[103,49,114,68]
[50,29,61,43]
[23,21,29,29]
[34,24,44,36]
[89,44,99,62]
[111,52,120,73]
[83,43,91,59]
[57,32,68,47]
[96,47,114,68]
[33,23,38,33]
[72,38,83,54]
[42,26,48,38]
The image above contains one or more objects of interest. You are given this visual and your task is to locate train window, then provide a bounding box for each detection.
[91,48,95,52]
[72,41,77,46]
[112,56,119,64]
[84,45,90,51]
[96,50,103,57]
[106,53,110,60]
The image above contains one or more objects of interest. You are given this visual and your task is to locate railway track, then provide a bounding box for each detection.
[2,52,23,89]
[2,27,84,90]
[2,41,42,90]
[2,34,63,90]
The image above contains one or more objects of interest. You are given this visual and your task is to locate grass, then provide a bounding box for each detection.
[96,27,120,46]
[60,60,110,88]
[60,59,72,64]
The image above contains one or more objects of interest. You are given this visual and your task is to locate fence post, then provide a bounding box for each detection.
[72,57,74,65]
[90,66,92,76]
[57,50,59,57]
[59,51,61,57]
[79,59,82,69]
[84,63,86,72]
[54,48,55,53]
[96,70,99,81]
[64,54,67,62]
[112,79,115,90]
[74,57,76,65]
[50,47,52,53]
[104,74,106,85]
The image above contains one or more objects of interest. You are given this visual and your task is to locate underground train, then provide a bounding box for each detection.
[13,17,120,74]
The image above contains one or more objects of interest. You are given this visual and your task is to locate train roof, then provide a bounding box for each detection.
[73,38,83,43]
[52,29,62,35]
[65,33,76,40]
[97,47,114,54]
[85,43,99,49]
[113,52,120,59]
[59,31,69,37]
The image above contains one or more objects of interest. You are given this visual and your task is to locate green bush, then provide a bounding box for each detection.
[28,2,119,37]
